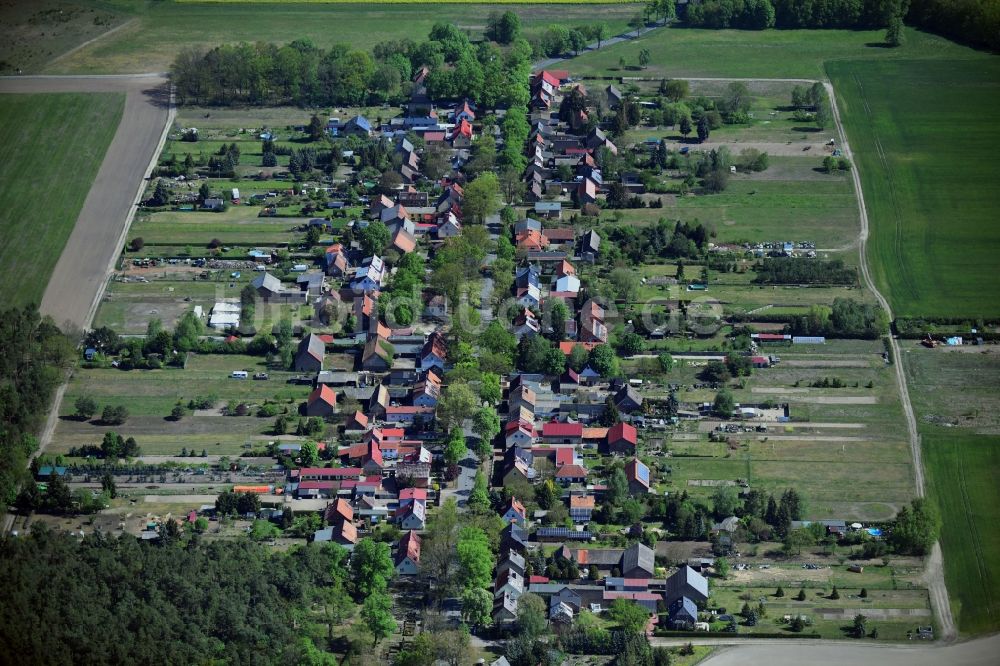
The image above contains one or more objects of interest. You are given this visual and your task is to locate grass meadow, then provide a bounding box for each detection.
[827,59,1000,319]
[568,25,984,80]
[634,340,914,521]
[46,1,638,74]
[0,93,124,308]
[53,353,315,456]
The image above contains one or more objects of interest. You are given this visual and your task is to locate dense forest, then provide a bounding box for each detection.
[0,306,74,507]
[0,529,347,665]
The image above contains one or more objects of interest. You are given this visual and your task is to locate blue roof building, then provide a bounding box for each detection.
[669,596,699,628]
[37,466,67,479]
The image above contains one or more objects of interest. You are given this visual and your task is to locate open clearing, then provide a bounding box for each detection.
[0,0,128,75]
[640,340,914,521]
[827,59,1000,319]
[0,92,123,308]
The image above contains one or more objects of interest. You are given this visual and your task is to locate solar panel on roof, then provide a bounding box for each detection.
[637,465,649,482]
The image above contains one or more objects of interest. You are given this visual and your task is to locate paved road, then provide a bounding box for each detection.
[666,633,1000,666]
[0,73,173,331]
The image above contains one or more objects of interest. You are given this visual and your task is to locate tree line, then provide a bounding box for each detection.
[685,0,906,29]
[683,0,998,51]
[753,258,859,285]
[171,22,533,108]
[0,306,75,507]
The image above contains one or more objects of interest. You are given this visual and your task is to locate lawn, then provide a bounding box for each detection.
[45,1,638,74]
[0,93,124,308]
[601,163,859,248]
[568,26,984,80]
[827,59,1000,318]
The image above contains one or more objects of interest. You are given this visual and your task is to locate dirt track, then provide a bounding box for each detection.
[0,74,172,330]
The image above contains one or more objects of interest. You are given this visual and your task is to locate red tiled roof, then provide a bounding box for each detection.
[555,464,588,478]
[544,228,575,242]
[538,70,560,87]
[505,420,535,436]
[542,422,583,438]
[555,448,575,466]
[399,488,427,501]
[506,497,526,518]
[399,530,421,562]
[559,341,598,355]
[608,422,638,445]
[308,384,337,407]
[298,480,336,490]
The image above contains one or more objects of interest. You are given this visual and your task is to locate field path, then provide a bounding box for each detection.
[825,79,956,642]
[0,74,173,330]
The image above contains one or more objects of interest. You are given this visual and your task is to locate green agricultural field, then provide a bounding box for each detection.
[827,59,1000,319]
[903,346,1000,635]
[45,1,637,74]
[569,26,982,80]
[0,93,124,308]
[922,429,1000,635]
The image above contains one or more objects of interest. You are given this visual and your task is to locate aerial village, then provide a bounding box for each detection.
[32,38,934,653]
